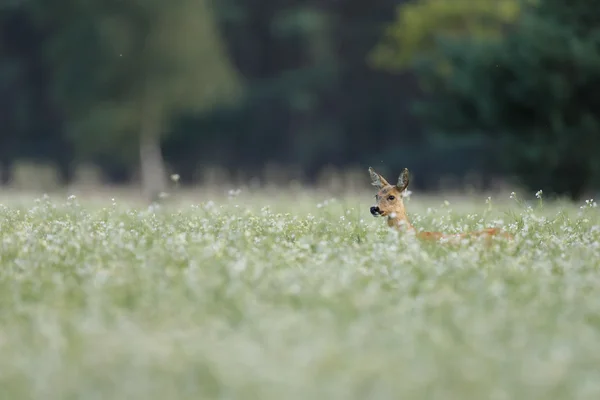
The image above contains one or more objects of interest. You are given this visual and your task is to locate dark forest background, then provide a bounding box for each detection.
[1,0,599,201]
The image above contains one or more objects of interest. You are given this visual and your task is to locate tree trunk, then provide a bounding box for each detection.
[0,158,11,186]
[139,95,167,203]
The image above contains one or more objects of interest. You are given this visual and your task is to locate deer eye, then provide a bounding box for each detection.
[387,195,395,201]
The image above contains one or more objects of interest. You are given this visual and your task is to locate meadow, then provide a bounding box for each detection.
[0,185,599,400]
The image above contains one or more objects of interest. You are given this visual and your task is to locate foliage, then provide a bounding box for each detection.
[0,191,599,398]
[412,0,600,199]
[370,0,524,72]
[30,0,241,159]
[2,0,432,186]
[4,0,573,190]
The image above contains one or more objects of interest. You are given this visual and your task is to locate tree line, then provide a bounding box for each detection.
[1,0,597,200]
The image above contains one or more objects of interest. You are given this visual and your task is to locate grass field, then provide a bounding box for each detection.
[0,187,599,399]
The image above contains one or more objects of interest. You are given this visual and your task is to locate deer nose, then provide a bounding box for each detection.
[370,206,380,216]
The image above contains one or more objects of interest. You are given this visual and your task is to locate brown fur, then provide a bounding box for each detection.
[369,167,513,244]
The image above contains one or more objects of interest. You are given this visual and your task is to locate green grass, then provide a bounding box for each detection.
[0,190,599,399]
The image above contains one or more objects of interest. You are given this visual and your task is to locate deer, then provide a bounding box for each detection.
[368,167,513,244]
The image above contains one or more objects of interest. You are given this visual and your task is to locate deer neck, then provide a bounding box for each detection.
[386,209,415,231]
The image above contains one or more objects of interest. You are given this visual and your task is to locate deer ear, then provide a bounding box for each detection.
[369,167,390,189]
[397,168,409,191]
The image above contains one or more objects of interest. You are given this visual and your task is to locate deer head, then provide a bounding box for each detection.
[369,167,411,225]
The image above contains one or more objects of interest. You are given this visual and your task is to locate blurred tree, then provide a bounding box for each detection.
[3,0,505,189]
[367,0,534,187]
[369,0,523,73]
[0,5,74,185]
[412,0,600,199]
[196,0,426,184]
[215,0,342,170]
[32,0,240,200]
